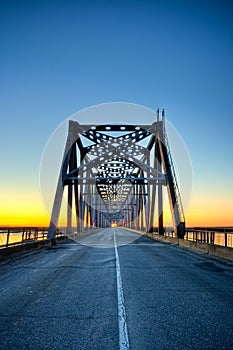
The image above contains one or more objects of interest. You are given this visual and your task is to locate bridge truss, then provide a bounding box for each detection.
[48,110,185,239]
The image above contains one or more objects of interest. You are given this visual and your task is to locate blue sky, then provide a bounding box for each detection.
[0,0,233,225]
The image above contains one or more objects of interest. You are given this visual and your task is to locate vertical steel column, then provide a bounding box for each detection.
[90,184,95,229]
[156,140,164,235]
[85,167,91,229]
[139,184,143,231]
[141,171,147,232]
[67,143,77,234]
[131,183,136,229]
[70,144,79,234]
[134,183,138,230]
[149,180,156,233]
[85,201,89,229]
[97,195,101,228]
[146,151,151,233]
[149,137,157,233]
[79,162,85,233]
[134,183,137,229]
[138,183,141,230]
[67,184,73,234]
[74,183,79,233]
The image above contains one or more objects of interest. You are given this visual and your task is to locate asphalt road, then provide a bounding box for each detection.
[0,228,233,350]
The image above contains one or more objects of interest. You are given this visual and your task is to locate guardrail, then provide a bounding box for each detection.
[162,227,233,248]
[0,227,65,248]
[0,226,102,249]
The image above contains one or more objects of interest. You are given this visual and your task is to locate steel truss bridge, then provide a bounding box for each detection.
[48,109,185,239]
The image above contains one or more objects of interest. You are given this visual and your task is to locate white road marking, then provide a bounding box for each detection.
[113,229,130,350]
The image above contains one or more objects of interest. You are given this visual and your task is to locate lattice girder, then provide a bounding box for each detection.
[48,115,186,239]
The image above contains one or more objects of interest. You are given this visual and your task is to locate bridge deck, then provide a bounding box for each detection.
[1,228,233,349]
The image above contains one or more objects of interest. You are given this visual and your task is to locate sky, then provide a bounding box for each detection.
[0,0,233,227]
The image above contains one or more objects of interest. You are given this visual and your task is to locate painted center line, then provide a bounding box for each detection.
[113,229,130,350]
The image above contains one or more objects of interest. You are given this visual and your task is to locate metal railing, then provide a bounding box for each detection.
[0,227,65,248]
[162,227,233,248]
[0,225,103,249]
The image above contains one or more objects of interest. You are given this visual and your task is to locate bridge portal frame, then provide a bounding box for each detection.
[48,110,185,239]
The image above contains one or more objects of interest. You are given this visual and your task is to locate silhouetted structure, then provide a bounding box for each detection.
[48,109,185,239]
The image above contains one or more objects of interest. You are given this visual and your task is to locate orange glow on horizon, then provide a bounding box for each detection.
[0,190,50,227]
[185,194,233,227]
[0,189,232,228]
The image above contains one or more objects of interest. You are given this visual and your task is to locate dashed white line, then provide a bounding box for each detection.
[113,229,130,350]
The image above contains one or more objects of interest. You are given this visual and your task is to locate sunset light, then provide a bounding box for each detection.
[1,2,233,348]
[0,1,232,231]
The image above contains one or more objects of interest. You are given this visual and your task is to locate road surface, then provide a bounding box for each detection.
[0,228,233,349]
